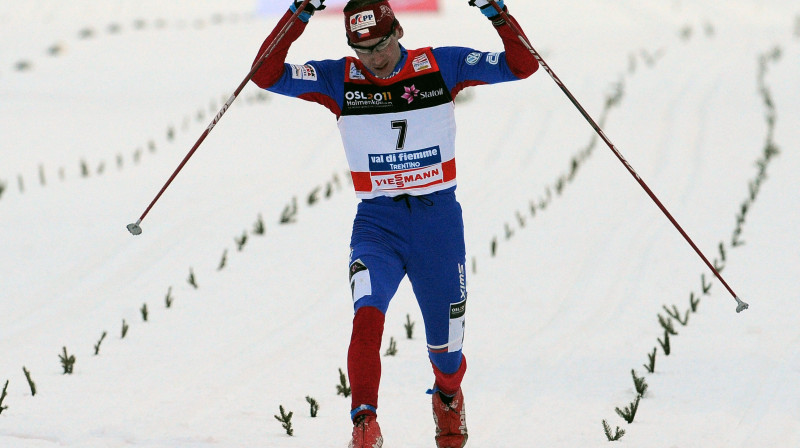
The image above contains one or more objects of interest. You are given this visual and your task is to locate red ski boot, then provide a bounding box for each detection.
[349,414,383,448]
[432,388,468,448]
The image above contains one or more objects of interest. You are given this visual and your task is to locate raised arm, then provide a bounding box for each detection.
[250,1,325,89]
[433,1,538,98]
[470,0,538,79]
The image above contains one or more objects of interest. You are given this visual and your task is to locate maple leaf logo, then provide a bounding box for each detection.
[402,85,420,104]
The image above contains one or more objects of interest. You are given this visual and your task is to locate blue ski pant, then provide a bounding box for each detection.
[349,187,468,376]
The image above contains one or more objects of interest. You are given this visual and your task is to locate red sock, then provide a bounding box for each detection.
[348,306,385,419]
[432,355,467,396]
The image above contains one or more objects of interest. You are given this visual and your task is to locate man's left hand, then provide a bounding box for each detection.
[468,0,505,19]
[295,0,327,14]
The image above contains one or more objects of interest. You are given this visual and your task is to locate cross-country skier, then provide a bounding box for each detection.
[251,0,537,446]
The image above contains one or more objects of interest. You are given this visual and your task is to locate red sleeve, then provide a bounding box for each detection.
[494,11,539,79]
[251,9,308,89]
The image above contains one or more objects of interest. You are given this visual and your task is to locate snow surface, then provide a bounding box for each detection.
[1,0,799,447]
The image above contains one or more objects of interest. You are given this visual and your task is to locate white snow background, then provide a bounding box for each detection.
[1,0,799,447]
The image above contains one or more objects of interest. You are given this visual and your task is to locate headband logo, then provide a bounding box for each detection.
[379,5,393,19]
[349,11,377,32]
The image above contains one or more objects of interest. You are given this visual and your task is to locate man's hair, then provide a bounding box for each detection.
[343,0,385,12]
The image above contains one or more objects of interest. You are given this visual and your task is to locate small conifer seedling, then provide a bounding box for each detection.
[188,268,198,289]
[307,186,321,206]
[631,370,648,396]
[602,419,625,441]
[689,292,700,312]
[280,197,298,224]
[306,396,319,417]
[658,330,671,356]
[643,347,656,373]
[658,314,678,336]
[555,177,565,195]
[274,405,294,436]
[336,368,351,398]
[404,314,415,339]
[663,304,689,326]
[59,347,76,374]
[516,210,526,227]
[253,214,266,235]
[701,273,712,294]
[23,367,36,396]
[615,395,640,424]
[94,331,107,355]
[218,249,228,271]
[504,223,514,240]
[235,231,248,251]
[121,319,129,339]
[0,380,9,414]
[384,337,398,356]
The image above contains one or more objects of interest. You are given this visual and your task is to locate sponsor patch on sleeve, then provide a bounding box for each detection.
[465,52,482,66]
[290,64,318,81]
[412,53,432,72]
[349,63,366,80]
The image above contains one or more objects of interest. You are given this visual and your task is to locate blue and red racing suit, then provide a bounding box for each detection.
[252,7,538,420]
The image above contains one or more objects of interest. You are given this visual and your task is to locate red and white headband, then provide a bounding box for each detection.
[344,1,398,44]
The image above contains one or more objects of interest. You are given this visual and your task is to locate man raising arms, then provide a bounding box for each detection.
[252,1,537,446]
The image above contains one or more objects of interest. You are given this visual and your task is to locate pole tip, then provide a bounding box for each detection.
[127,222,142,236]
[735,297,749,313]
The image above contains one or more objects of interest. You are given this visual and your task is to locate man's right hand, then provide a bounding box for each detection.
[290,0,326,23]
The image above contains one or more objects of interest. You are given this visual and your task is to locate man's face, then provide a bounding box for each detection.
[351,27,403,78]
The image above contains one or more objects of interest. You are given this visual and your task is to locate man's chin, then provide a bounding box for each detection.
[371,65,389,77]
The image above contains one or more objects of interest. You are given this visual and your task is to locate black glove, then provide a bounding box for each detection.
[469,0,504,16]
[294,0,326,14]
[468,0,506,23]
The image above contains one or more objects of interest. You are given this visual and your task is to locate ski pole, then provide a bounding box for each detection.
[490,1,749,313]
[126,0,313,237]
